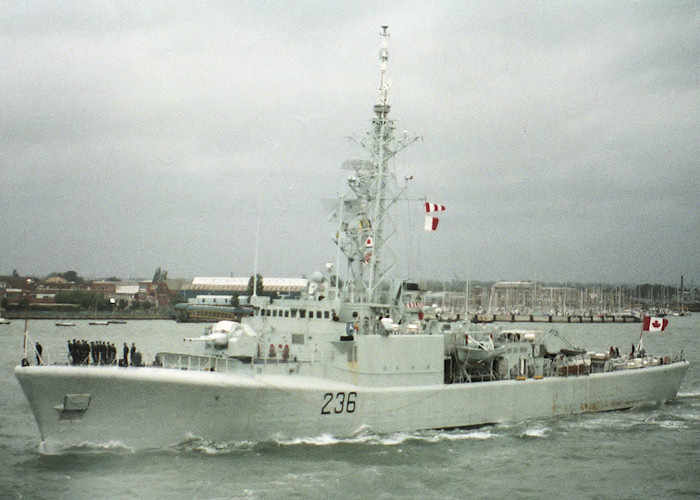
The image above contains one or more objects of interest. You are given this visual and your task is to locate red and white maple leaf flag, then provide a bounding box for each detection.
[642,316,669,332]
[424,215,439,231]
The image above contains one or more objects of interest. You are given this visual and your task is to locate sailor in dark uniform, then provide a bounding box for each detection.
[35,341,43,365]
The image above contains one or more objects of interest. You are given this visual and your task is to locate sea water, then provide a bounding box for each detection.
[1,317,698,499]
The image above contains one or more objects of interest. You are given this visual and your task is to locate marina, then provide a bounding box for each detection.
[471,312,642,323]
[12,27,690,453]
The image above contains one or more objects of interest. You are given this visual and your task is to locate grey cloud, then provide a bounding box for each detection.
[0,1,697,284]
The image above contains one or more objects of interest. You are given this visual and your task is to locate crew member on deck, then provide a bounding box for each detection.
[35,341,43,365]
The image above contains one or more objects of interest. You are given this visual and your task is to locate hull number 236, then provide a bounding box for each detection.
[321,392,357,415]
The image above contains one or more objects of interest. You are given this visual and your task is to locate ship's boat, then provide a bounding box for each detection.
[14,27,690,451]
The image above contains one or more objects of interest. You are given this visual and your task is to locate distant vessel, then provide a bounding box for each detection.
[55,321,76,327]
[0,317,10,325]
[15,27,689,450]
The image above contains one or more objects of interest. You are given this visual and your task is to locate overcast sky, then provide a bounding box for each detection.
[1,1,698,285]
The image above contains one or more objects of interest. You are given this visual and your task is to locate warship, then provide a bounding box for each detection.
[15,27,689,450]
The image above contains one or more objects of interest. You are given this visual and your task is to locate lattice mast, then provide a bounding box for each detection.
[333,26,419,303]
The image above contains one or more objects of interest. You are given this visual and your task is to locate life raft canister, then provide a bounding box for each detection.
[282,344,290,361]
[269,344,276,357]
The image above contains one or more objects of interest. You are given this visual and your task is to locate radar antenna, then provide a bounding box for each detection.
[376,25,391,113]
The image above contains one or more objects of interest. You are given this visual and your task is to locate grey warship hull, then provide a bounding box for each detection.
[15,358,689,450]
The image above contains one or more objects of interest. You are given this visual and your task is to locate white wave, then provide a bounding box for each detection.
[39,439,135,455]
[445,429,494,441]
[193,442,245,454]
[378,428,497,443]
[277,431,413,446]
[384,428,496,443]
[657,419,688,430]
[170,435,257,454]
[272,427,498,447]
[521,427,550,438]
[277,433,344,446]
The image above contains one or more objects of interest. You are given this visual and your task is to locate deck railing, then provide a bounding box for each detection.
[155,352,314,375]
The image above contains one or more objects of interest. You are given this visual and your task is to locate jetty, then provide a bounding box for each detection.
[471,313,641,324]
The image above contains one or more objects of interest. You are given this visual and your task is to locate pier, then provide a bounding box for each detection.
[471,313,641,324]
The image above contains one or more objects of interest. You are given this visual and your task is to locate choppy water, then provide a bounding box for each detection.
[2,317,698,499]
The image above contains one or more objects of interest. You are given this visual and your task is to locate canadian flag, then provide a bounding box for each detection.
[424,216,439,231]
[365,237,373,248]
[642,316,669,332]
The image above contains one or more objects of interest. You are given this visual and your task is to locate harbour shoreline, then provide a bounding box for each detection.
[0,310,174,321]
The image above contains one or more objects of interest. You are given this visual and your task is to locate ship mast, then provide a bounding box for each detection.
[333,26,419,304]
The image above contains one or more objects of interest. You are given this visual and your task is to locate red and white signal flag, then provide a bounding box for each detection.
[425,202,446,213]
[424,201,445,232]
[424,216,439,231]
